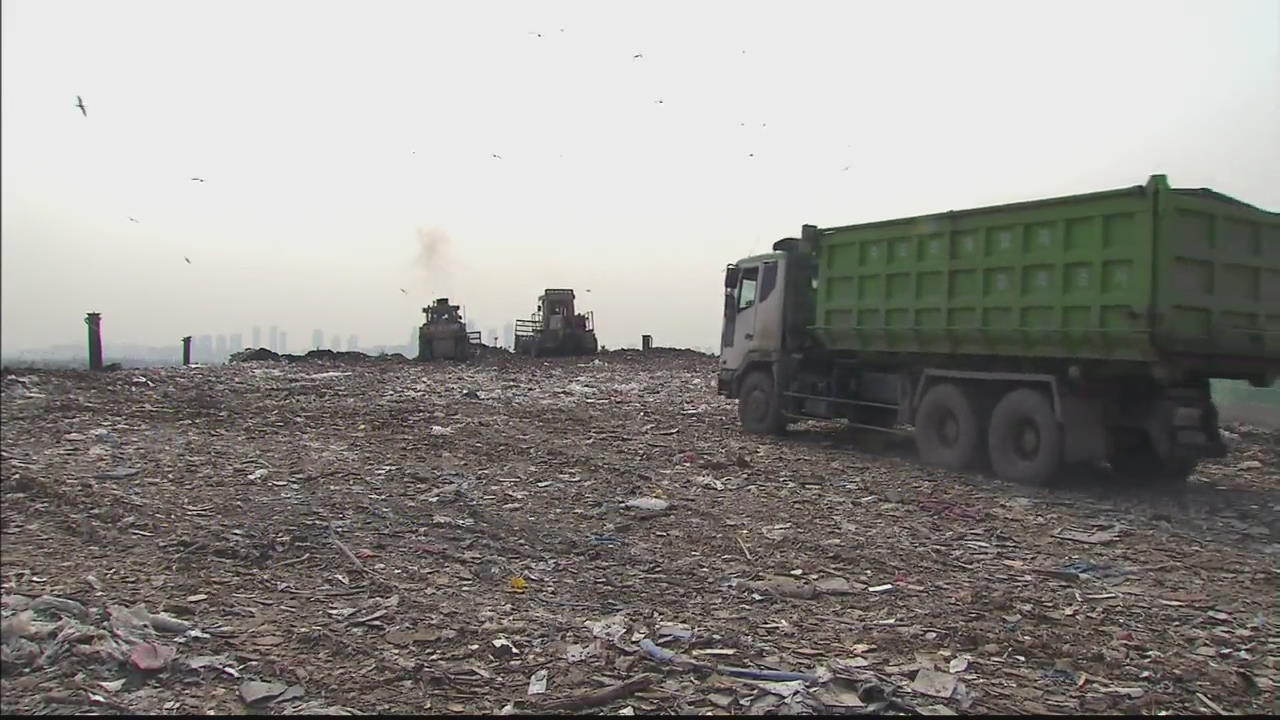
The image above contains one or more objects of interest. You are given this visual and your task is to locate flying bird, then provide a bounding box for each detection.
[654,99,664,104]
[190,177,205,183]
[529,31,543,37]
[491,153,503,160]
[748,153,755,158]
[400,288,408,295]
[184,256,192,264]
[633,53,643,59]
[128,216,140,223]
[74,96,87,117]
[841,165,851,172]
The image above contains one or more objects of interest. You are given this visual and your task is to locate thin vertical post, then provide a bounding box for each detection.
[85,312,104,370]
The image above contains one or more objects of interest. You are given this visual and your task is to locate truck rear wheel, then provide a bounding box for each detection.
[1108,429,1195,486]
[915,383,984,470]
[988,388,1062,486]
[739,371,785,435]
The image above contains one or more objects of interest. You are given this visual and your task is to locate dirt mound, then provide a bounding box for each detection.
[230,348,411,365]
[228,347,281,363]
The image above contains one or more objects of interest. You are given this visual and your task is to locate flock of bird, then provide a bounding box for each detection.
[482,33,773,163]
[73,31,848,283]
[74,94,218,265]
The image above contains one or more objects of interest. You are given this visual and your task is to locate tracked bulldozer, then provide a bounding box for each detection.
[418,298,480,361]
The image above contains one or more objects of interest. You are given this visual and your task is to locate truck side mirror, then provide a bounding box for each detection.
[724,266,739,289]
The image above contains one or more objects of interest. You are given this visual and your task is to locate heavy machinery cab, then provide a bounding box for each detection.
[424,298,463,326]
[514,288,598,356]
[538,289,593,333]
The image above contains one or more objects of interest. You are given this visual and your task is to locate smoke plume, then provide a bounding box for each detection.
[414,227,453,277]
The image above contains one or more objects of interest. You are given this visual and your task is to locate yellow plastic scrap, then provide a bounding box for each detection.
[509,577,528,593]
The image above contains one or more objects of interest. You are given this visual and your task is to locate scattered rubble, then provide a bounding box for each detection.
[1,352,1277,714]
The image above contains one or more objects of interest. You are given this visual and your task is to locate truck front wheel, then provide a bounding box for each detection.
[915,383,984,470]
[988,388,1063,486]
[738,371,785,435]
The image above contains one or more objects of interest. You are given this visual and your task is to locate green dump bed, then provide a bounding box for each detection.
[812,175,1280,375]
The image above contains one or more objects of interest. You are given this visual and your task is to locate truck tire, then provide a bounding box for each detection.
[738,371,785,435]
[988,388,1062,486]
[1108,430,1195,486]
[915,383,984,470]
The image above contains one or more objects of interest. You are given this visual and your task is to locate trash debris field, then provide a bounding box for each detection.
[2,351,1277,715]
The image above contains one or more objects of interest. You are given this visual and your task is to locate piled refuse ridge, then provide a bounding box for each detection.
[1,351,1276,715]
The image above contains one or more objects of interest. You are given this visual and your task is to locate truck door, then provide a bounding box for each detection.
[720,264,761,373]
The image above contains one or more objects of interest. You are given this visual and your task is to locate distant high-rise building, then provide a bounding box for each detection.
[278,331,288,354]
[502,322,515,350]
[214,334,227,359]
[229,333,243,354]
[348,334,358,352]
[486,327,498,347]
[197,335,214,363]
[251,326,262,348]
[268,326,279,352]
[331,334,342,352]
[312,329,324,350]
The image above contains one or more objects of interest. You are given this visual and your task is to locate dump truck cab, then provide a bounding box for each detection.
[718,252,789,396]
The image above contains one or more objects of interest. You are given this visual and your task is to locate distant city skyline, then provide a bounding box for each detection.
[0,308,714,367]
[0,314,424,365]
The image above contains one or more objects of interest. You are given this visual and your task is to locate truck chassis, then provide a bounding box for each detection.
[721,355,1226,486]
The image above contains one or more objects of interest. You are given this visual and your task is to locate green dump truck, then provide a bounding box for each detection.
[717,175,1279,485]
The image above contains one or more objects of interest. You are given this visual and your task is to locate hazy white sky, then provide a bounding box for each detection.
[2,0,1278,353]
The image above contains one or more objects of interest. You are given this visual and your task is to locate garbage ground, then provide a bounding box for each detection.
[2,350,1277,716]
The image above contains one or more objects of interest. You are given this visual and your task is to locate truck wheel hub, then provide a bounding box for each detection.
[937,412,960,448]
[1015,422,1041,459]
